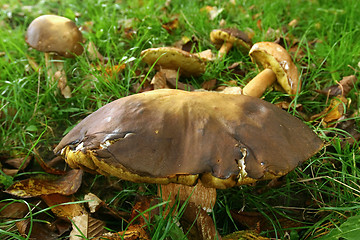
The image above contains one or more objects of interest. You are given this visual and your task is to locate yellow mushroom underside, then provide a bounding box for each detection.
[63,145,281,189]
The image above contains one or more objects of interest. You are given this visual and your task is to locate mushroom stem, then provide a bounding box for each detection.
[158,180,217,213]
[218,41,233,58]
[242,68,277,98]
[44,54,72,98]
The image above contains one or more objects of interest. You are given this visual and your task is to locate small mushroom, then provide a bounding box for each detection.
[25,15,84,98]
[210,28,252,58]
[242,42,300,98]
[140,47,206,90]
[54,89,323,213]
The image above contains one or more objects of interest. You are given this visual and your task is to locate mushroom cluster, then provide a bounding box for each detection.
[29,12,323,238]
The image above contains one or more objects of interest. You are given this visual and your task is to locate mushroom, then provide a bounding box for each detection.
[25,15,84,98]
[210,28,252,58]
[54,89,323,216]
[140,47,206,90]
[242,42,300,98]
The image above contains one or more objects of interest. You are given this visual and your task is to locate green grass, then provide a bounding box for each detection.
[1,0,360,239]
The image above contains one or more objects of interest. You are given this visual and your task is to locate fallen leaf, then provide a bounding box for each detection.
[316,75,358,97]
[161,18,179,34]
[230,210,305,236]
[150,71,169,89]
[201,79,217,90]
[0,202,30,219]
[256,19,262,32]
[5,169,83,198]
[1,155,32,176]
[310,95,347,127]
[223,230,269,240]
[99,224,150,240]
[34,153,67,175]
[70,213,105,240]
[180,202,221,240]
[84,193,104,213]
[41,194,86,218]
[16,218,64,240]
[87,41,105,62]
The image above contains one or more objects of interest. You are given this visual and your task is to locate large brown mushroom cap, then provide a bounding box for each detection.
[249,42,300,96]
[26,15,84,58]
[55,89,323,189]
[210,28,252,54]
[140,47,206,77]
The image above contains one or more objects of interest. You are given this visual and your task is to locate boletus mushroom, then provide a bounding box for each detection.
[242,42,300,98]
[25,15,84,98]
[140,47,206,90]
[210,28,252,58]
[54,89,323,214]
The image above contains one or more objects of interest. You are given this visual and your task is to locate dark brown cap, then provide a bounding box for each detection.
[25,15,84,58]
[55,89,323,188]
[140,47,206,77]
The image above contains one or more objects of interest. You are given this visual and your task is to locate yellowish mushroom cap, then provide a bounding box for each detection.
[141,47,206,77]
[249,42,300,96]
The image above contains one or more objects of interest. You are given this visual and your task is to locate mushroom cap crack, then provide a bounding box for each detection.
[55,89,323,188]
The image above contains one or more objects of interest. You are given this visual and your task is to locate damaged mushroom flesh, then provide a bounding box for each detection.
[25,15,84,98]
[141,47,206,90]
[54,89,323,211]
[242,42,300,98]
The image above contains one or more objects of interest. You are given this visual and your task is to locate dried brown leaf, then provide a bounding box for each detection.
[256,19,262,32]
[316,75,358,97]
[5,169,83,198]
[41,194,86,218]
[0,202,30,219]
[231,210,304,235]
[34,154,67,175]
[99,225,150,240]
[161,18,179,34]
[87,41,105,62]
[311,95,347,127]
[84,193,105,213]
[151,71,169,89]
[181,202,221,240]
[223,230,270,240]
[70,213,105,240]
[1,155,32,176]
[201,79,217,90]
[16,218,61,240]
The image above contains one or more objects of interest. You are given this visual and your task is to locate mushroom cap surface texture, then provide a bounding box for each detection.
[25,15,84,58]
[249,42,300,96]
[140,47,206,77]
[55,89,323,189]
[210,28,252,53]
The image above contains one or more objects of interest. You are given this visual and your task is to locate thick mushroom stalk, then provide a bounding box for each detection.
[242,42,300,98]
[26,15,84,98]
[210,28,252,58]
[242,69,277,98]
